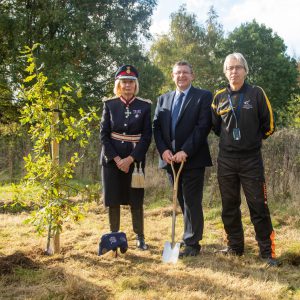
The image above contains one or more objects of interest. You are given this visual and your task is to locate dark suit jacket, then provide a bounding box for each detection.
[153,85,212,170]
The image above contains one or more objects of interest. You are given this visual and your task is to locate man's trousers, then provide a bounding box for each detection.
[217,154,275,258]
[168,167,205,246]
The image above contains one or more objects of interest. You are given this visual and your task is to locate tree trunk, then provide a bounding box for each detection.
[51,110,60,254]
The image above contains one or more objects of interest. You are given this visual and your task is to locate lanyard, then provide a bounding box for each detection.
[227,94,244,128]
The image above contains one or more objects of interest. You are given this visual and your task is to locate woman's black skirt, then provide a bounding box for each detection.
[101,163,144,207]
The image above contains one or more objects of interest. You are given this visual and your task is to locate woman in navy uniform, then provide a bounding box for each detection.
[100,65,152,250]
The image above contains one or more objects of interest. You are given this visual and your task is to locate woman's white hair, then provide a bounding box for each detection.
[113,79,139,97]
[223,52,249,74]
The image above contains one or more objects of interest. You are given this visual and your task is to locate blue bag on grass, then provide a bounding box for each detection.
[98,232,128,255]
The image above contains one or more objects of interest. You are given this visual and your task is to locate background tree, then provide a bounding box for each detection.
[150,5,224,93]
[0,0,158,118]
[0,80,17,123]
[0,4,19,123]
[201,6,225,92]
[136,61,165,101]
[277,95,300,128]
[219,20,299,113]
[150,5,206,92]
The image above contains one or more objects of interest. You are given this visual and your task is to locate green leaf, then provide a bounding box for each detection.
[76,87,82,98]
[32,43,41,51]
[23,74,37,83]
[62,85,72,92]
[25,62,35,74]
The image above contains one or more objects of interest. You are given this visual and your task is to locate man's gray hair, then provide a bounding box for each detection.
[223,53,249,74]
[173,61,193,74]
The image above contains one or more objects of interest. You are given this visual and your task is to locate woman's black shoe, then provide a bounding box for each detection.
[136,235,148,250]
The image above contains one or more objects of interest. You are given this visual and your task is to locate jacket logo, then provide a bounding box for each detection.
[243,99,253,109]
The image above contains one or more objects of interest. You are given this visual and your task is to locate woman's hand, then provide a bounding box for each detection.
[114,156,122,164]
[116,156,134,173]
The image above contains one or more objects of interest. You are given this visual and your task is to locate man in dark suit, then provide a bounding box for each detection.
[153,61,212,257]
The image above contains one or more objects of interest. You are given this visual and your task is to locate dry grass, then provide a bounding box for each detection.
[0,163,300,300]
[0,194,300,300]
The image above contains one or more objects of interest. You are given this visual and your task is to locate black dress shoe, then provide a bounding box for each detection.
[179,245,200,258]
[136,235,148,250]
[179,240,185,248]
[217,247,244,256]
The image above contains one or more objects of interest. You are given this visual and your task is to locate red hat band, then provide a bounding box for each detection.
[117,71,137,78]
[115,64,138,80]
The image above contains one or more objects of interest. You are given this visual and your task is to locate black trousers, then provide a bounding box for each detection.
[168,167,205,246]
[108,204,144,237]
[217,154,275,258]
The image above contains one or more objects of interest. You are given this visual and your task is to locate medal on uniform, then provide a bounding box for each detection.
[125,107,131,118]
[133,109,141,119]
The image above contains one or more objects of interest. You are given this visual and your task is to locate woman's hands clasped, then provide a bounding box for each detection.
[114,156,134,173]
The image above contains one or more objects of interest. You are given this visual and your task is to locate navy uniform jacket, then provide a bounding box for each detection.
[153,85,212,170]
[100,96,152,167]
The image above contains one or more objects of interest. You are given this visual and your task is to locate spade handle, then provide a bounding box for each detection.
[170,161,184,246]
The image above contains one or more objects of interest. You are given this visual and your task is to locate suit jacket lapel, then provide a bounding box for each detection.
[167,90,175,108]
[166,91,176,140]
[168,91,176,111]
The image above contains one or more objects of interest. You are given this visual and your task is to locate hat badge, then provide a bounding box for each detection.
[126,66,131,74]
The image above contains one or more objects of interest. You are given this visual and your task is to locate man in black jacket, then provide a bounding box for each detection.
[153,61,212,257]
[211,52,278,266]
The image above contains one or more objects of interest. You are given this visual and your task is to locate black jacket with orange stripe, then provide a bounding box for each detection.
[211,83,275,158]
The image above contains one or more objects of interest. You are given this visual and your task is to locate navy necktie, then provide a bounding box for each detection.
[171,92,185,139]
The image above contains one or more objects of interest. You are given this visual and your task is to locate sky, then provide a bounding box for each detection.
[150,0,300,58]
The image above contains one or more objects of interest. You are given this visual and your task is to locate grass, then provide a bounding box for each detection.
[0,175,300,300]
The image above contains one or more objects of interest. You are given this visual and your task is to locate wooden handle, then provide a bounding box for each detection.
[170,161,184,246]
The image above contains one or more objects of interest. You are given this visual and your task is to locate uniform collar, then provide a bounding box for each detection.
[120,96,135,106]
